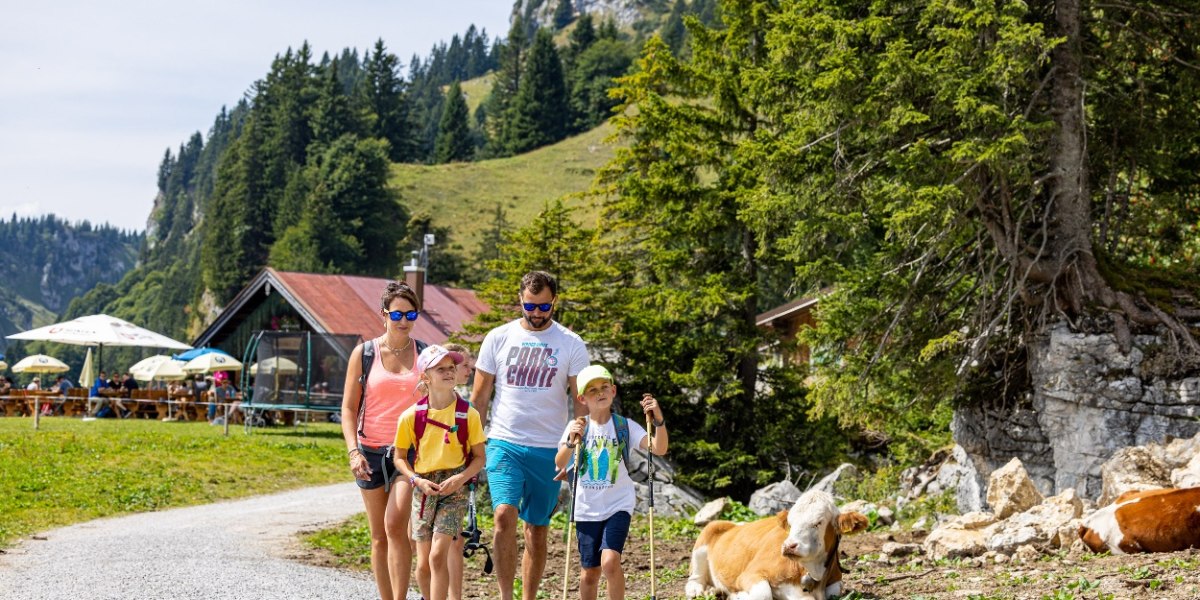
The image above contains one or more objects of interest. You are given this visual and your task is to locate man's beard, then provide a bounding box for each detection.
[524,313,550,329]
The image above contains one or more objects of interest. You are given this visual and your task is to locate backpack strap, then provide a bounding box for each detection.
[613,413,632,468]
[455,394,471,463]
[356,340,374,439]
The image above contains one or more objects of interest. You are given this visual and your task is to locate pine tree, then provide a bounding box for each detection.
[553,0,575,30]
[501,28,568,154]
[358,39,413,162]
[434,82,473,163]
[660,0,687,54]
[484,16,527,157]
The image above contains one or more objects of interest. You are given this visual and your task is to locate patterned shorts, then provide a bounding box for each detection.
[411,466,469,542]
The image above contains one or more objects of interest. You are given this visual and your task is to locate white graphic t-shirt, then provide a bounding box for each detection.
[559,415,648,522]
[477,319,589,448]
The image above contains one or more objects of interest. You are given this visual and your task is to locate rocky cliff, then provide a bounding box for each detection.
[953,322,1200,502]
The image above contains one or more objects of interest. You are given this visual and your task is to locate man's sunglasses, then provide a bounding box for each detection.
[386,310,420,321]
[522,303,553,312]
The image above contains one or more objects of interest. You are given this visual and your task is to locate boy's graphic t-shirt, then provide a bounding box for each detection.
[559,415,647,521]
[477,319,589,448]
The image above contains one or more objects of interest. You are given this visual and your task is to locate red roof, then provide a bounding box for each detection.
[271,269,487,344]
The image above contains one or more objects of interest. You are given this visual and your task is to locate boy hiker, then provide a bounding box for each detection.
[555,365,669,600]
[394,345,486,600]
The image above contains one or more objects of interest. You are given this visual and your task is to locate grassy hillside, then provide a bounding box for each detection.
[457,73,494,116]
[389,121,619,254]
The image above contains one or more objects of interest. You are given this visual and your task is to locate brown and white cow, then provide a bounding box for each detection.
[1078,487,1200,554]
[685,489,869,600]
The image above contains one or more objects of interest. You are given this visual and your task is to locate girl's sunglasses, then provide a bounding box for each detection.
[522,303,553,312]
[386,310,420,321]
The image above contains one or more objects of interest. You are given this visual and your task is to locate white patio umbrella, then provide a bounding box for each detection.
[0,360,7,372]
[131,356,187,382]
[5,314,192,382]
[181,353,243,374]
[79,348,95,390]
[249,356,300,375]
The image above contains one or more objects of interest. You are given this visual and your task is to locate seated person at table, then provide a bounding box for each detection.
[56,375,73,396]
[0,376,12,396]
[26,376,41,391]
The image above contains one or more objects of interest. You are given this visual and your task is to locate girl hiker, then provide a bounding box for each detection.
[394,345,486,600]
[555,365,669,600]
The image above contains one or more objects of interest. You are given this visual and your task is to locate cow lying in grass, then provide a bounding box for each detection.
[1079,487,1200,554]
[685,489,869,599]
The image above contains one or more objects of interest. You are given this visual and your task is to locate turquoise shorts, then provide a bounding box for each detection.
[486,439,560,527]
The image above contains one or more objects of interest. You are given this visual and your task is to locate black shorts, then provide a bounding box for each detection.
[355,445,399,490]
[576,511,632,568]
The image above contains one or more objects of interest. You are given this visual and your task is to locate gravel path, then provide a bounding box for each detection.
[0,483,401,600]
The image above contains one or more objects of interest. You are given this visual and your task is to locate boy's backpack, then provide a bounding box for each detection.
[409,393,472,465]
[356,337,428,439]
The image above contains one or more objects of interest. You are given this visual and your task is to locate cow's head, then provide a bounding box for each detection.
[780,489,840,562]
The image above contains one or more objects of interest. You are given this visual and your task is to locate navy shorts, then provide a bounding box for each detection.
[355,446,399,491]
[575,511,632,568]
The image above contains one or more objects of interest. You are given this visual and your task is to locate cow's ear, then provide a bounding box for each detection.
[776,510,790,529]
[838,511,870,534]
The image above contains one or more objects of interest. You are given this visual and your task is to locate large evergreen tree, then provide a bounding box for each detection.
[500,28,569,154]
[434,81,474,163]
[358,39,413,162]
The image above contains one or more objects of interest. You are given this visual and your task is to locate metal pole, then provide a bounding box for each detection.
[646,412,657,600]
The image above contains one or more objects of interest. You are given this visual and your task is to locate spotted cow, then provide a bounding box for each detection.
[685,489,869,600]
[1078,487,1200,554]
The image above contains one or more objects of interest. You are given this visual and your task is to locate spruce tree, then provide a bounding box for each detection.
[358,39,413,162]
[501,28,568,154]
[553,0,575,30]
[434,82,473,163]
[484,16,527,157]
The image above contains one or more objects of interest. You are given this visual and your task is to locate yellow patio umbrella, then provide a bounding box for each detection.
[0,360,8,372]
[11,354,70,374]
[11,354,70,430]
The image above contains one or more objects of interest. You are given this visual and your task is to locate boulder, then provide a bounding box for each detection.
[923,526,987,560]
[808,463,859,496]
[986,458,1044,519]
[749,480,802,516]
[1097,446,1171,505]
[1160,433,1200,469]
[1171,452,1200,489]
[880,542,921,558]
[634,480,706,518]
[982,489,1084,553]
[693,497,729,526]
[876,505,895,525]
[1012,544,1042,564]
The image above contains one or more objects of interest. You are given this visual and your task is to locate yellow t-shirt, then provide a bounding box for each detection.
[394,399,485,474]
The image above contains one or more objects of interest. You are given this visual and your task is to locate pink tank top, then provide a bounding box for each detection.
[358,339,421,448]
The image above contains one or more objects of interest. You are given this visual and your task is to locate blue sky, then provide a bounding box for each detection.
[0,1,513,231]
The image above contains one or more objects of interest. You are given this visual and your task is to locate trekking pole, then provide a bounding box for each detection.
[562,436,583,600]
[645,403,657,600]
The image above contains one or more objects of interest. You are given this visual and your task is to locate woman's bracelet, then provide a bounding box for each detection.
[347,448,362,457]
[409,475,420,486]
[653,418,665,428]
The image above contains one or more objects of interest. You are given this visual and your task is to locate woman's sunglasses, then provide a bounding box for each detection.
[522,303,553,312]
[386,310,420,321]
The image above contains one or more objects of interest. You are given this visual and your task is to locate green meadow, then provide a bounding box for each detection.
[0,418,347,546]
[389,120,616,255]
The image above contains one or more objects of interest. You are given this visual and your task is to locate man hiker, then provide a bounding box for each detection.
[472,271,589,600]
